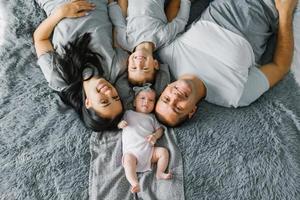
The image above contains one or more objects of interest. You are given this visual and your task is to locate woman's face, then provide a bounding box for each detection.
[83,77,122,119]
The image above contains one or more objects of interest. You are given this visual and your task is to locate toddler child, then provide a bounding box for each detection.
[108,0,191,85]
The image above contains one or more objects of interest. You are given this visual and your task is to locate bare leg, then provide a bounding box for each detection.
[151,147,172,180]
[123,153,140,193]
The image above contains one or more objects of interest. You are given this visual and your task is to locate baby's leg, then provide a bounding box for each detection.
[151,147,172,180]
[123,153,140,193]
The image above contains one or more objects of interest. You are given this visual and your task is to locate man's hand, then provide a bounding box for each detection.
[56,0,96,19]
[275,0,298,19]
[118,120,128,129]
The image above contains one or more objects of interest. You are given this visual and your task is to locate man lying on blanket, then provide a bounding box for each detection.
[155,0,298,126]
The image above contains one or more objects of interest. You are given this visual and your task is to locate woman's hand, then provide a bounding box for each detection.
[56,0,96,19]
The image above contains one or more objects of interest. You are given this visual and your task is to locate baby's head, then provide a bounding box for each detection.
[133,83,156,114]
[127,49,159,86]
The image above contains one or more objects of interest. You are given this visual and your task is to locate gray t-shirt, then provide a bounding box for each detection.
[108,0,191,52]
[36,0,129,92]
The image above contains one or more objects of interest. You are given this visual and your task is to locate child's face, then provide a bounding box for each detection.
[128,50,159,85]
[134,90,156,114]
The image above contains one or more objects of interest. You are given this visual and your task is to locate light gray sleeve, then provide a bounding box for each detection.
[108,2,132,52]
[159,0,191,47]
[237,67,270,107]
[37,52,67,91]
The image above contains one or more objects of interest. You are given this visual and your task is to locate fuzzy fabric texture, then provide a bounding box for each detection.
[0,0,300,200]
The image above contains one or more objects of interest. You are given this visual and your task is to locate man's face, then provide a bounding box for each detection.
[155,79,198,126]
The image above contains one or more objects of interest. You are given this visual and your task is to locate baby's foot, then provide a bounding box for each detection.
[131,183,140,193]
[156,172,173,180]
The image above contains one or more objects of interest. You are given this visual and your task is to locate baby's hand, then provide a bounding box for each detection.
[146,134,157,146]
[118,120,128,129]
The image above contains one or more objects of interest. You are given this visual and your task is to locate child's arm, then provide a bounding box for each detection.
[165,0,181,22]
[146,127,164,145]
[108,1,131,51]
[118,0,128,17]
[160,0,191,46]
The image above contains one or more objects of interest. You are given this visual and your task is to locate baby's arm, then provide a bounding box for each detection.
[146,127,164,145]
[118,120,128,129]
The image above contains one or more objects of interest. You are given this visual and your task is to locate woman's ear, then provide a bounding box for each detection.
[188,106,197,119]
[85,98,92,109]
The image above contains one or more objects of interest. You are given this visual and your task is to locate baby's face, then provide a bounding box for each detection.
[134,90,156,114]
[128,50,158,85]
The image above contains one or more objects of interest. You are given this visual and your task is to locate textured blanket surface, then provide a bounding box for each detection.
[0,0,300,200]
[89,128,184,200]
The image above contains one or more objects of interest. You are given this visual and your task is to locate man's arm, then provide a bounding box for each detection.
[260,0,298,87]
[33,0,95,57]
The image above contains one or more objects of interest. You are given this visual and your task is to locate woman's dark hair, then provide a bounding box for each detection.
[54,33,123,131]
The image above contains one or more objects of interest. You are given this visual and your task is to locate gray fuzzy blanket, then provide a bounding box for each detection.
[0,0,300,200]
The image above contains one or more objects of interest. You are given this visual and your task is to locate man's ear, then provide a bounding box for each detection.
[188,106,197,119]
[154,59,159,70]
[85,98,92,109]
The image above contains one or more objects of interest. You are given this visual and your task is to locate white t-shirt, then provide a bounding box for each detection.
[158,20,256,107]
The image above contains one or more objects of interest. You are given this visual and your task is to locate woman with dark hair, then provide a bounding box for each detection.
[34,0,130,131]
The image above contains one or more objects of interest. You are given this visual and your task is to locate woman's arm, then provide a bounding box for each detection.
[33,0,95,57]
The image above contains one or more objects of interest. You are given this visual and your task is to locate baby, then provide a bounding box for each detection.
[118,84,172,193]
[108,0,191,85]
